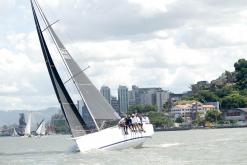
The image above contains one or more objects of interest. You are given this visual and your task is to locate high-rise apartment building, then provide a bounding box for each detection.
[128,85,169,112]
[118,85,128,114]
[100,86,111,104]
[110,96,119,114]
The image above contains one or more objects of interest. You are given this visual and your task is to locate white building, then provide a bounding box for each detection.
[170,102,216,121]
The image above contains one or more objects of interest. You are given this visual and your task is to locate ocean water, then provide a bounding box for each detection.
[1,128,247,165]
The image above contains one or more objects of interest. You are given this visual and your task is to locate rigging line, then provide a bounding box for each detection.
[33,0,83,101]
[33,0,74,82]
[42,19,60,32]
[64,65,90,84]
[32,0,76,129]
[33,0,99,131]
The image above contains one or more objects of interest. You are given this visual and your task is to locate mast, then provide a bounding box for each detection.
[33,0,99,131]
[30,0,89,137]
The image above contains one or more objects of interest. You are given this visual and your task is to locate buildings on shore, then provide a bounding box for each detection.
[99,85,169,115]
[170,102,217,122]
[118,86,129,114]
[222,108,247,121]
[100,86,111,104]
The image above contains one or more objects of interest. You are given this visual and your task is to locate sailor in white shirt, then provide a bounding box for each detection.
[118,117,128,134]
[143,116,150,124]
[131,114,138,131]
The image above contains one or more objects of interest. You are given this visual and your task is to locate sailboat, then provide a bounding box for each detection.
[35,119,46,136]
[30,0,154,152]
[12,128,19,137]
[24,112,32,137]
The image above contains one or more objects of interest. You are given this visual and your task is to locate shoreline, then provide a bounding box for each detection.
[154,125,247,132]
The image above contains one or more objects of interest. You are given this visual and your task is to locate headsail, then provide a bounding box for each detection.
[32,0,120,130]
[31,0,89,137]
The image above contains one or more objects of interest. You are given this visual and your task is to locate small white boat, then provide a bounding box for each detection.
[12,128,19,137]
[35,119,46,136]
[31,0,154,152]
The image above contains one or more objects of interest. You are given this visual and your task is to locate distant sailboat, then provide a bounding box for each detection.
[31,0,154,152]
[24,112,32,137]
[35,119,46,136]
[12,128,19,137]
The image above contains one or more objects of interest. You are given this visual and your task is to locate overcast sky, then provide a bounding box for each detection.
[0,0,247,110]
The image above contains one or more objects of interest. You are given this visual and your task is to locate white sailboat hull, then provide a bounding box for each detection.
[75,123,154,152]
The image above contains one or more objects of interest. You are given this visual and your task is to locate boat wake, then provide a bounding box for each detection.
[160,142,180,148]
[144,142,181,149]
[66,144,80,153]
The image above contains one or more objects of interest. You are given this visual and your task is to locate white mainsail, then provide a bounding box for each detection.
[24,112,32,136]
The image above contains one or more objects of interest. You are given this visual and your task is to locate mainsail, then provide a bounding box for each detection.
[33,0,120,130]
[31,0,89,137]
[24,112,32,136]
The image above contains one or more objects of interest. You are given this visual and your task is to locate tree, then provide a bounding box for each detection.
[205,109,221,123]
[221,92,247,109]
[214,84,235,98]
[234,59,247,89]
[175,116,184,123]
[193,90,219,103]
[128,105,156,114]
[148,112,173,127]
[163,102,169,112]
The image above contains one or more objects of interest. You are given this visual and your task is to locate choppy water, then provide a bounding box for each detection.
[1,128,247,165]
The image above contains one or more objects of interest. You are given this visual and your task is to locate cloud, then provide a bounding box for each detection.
[1,0,247,110]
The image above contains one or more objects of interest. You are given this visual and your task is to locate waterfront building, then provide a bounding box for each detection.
[156,90,169,112]
[168,92,192,112]
[118,85,129,114]
[170,102,216,122]
[222,108,247,121]
[100,86,111,104]
[207,102,220,110]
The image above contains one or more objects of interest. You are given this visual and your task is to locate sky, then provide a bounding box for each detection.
[0,0,247,110]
